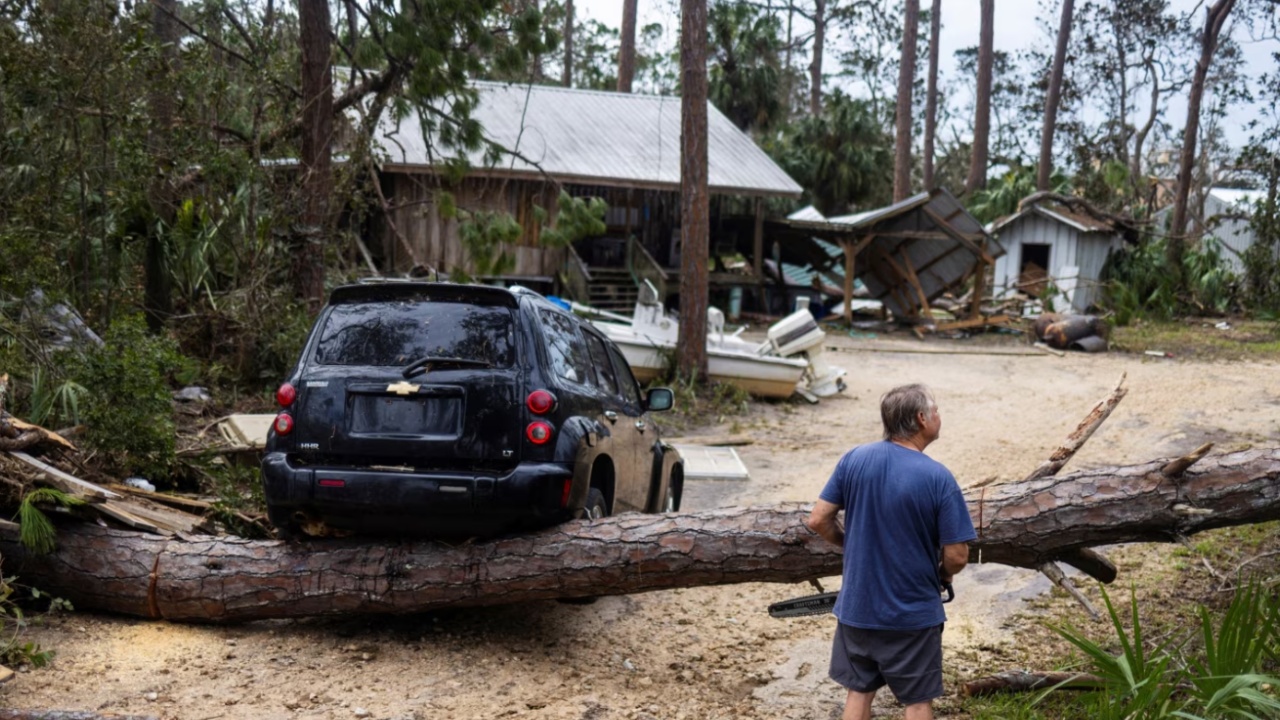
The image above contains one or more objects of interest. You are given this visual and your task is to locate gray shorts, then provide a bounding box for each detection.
[829,622,944,705]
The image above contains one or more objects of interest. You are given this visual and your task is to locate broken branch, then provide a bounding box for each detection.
[1022,373,1128,482]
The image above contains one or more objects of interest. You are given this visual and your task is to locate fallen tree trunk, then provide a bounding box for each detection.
[0,447,1277,622]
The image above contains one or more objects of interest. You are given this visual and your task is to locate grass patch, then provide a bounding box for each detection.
[1110,318,1280,361]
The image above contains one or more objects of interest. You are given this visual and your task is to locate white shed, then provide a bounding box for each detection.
[1201,188,1267,274]
[990,204,1125,314]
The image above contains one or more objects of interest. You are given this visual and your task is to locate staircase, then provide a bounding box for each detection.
[586,267,639,314]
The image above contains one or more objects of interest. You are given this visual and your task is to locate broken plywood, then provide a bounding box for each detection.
[218,414,275,449]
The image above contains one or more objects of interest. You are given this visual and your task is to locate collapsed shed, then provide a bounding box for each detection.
[759,189,1004,323]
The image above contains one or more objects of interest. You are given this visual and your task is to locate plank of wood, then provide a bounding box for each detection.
[94,502,165,535]
[7,452,120,500]
[933,314,1011,332]
[662,435,755,447]
[110,485,212,512]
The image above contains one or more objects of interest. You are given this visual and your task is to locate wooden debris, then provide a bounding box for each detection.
[661,434,755,447]
[1022,373,1128,482]
[1037,561,1100,621]
[6,452,118,501]
[932,314,1011,333]
[0,711,159,720]
[962,670,1106,697]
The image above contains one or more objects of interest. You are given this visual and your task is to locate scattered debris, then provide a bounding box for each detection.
[1145,350,1174,359]
[172,386,212,404]
[669,445,751,481]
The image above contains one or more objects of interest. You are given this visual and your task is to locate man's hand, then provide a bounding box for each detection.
[940,542,969,583]
[806,499,845,549]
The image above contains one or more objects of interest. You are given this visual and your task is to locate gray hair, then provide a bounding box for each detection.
[880,384,936,441]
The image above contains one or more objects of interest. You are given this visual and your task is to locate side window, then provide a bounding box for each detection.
[584,332,620,396]
[538,309,592,385]
[607,345,643,408]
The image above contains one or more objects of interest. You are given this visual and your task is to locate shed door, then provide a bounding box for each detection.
[1019,243,1051,296]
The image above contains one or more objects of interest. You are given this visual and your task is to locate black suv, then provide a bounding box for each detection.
[260,282,683,538]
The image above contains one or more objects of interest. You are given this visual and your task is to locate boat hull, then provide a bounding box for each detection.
[608,336,806,400]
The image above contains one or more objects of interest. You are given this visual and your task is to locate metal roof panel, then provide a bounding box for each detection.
[373,82,802,197]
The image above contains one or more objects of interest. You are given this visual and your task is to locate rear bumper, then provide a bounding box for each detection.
[261,452,577,537]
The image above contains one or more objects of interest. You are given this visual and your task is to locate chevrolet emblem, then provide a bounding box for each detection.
[386,381,420,396]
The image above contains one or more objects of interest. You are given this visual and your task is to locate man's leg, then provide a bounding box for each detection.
[903,700,934,720]
[843,689,875,720]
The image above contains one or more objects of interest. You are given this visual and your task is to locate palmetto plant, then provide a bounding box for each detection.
[1045,584,1280,720]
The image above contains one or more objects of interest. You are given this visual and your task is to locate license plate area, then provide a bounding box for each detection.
[348,390,463,439]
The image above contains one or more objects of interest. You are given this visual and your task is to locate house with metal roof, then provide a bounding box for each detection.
[366,81,802,309]
[989,202,1124,313]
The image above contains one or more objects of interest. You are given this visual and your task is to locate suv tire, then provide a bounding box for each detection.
[580,488,608,521]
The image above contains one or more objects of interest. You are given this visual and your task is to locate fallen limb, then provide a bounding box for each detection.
[962,670,1106,697]
[0,707,156,712]
[0,446,1275,622]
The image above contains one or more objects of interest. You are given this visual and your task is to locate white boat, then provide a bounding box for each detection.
[583,285,845,401]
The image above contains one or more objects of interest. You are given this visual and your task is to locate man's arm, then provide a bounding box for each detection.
[805,499,844,549]
[939,542,969,584]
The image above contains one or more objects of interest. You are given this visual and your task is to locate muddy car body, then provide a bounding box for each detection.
[260,281,682,538]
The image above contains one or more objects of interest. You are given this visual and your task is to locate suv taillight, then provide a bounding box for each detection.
[527,389,556,415]
[276,382,296,408]
[273,412,294,435]
[526,421,553,445]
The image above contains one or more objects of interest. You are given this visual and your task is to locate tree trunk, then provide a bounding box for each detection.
[5,447,1279,622]
[964,0,994,195]
[1169,0,1236,291]
[922,0,941,189]
[562,0,575,87]
[143,0,182,331]
[1037,0,1074,192]
[893,0,920,202]
[617,0,638,92]
[677,0,709,382]
[808,0,825,115]
[296,0,332,312]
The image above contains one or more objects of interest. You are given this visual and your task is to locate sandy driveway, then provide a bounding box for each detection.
[3,332,1278,720]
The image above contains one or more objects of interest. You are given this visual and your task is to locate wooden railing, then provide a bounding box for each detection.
[563,245,592,303]
[627,236,669,302]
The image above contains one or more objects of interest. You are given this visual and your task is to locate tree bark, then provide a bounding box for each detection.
[922,0,941,189]
[143,0,182,331]
[808,0,825,115]
[1169,0,1236,290]
[296,0,333,312]
[5,447,1279,622]
[562,0,575,87]
[1037,0,1074,192]
[963,671,1106,697]
[964,0,995,195]
[893,0,920,202]
[677,0,709,382]
[617,0,638,92]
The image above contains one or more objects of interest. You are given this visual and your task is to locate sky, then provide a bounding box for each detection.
[576,0,1279,152]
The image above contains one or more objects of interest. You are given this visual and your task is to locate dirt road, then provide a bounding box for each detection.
[3,332,1278,720]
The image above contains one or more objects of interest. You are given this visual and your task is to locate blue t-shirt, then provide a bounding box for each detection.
[819,440,976,630]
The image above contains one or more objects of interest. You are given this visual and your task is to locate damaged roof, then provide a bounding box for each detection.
[991,203,1118,234]
[372,81,803,198]
[773,189,1004,318]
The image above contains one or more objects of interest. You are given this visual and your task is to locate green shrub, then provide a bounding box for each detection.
[71,316,186,478]
[1102,237,1238,325]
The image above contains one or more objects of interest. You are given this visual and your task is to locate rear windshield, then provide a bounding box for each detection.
[312,301,516,368]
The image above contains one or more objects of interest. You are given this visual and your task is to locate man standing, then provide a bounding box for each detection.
[806,384,975,720]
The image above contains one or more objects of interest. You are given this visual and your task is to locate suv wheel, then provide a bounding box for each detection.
[580,488,608,521]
